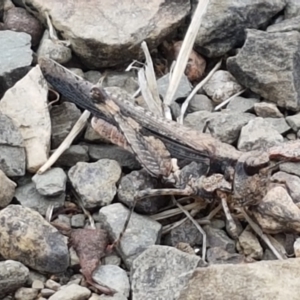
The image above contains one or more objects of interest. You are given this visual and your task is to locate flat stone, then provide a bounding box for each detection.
[32,168,67,196]
[227,29,300,110]
[0,111,25,177]
[0,205,69,273]
[99,293,127,300]
[187,94,213,113]
[68,159,121,208]
[0,169,16,208]
[238,117,284,151]
[279,162,300,177]
[268,15,300,33]
[184,110,212,132]
[92,265,130,297]
[53,145,89,167]
[286,113,300,132]
[0,260,29,299]
[195,0,285,57]
[99,203,162,268]
[14,287,39,300]
[48,284,91,300]
[0,65,51,173]
[179,258,300,300]
[207,247,246,264]
[264,117,291,135]
[0,30,32,97]
[227,96,260,113]
[254,102,284,118]
[84,70,102,84]
[71,214,85,228]
[131,245,200,300]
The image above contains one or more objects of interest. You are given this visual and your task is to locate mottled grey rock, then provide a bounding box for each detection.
[45,279,61,291]
[184,110,212,132]
[0,205,69,273]
[84,70,102,84]
[207,247,246,265]
[14,287,39,300]
[41,289,55,298]
[238,226,263,259]
[32,168,67,196]
[92,265,130,297]
[203,70,244,104]
[99,203,162,268]
[131,245,200,300]
[48,284,91,300]
[0,169,16,208]
[187,94,213,113]
[0,260,29,299]
[84,123,109,143]
[207,112,255,144]
[264,117,291,135]
[179,259,300,300]
[285,0,300,19]
[286,113,300,132]
[88,144,140,169]
[267,16,300,33]
[158,73,191,100]
[195,0,285,57]
[68,159,121,208]
[71,214,85,228]
[227,29,300,111]
[0,30,32,97]
[54,145,89,167]
[279,162,300,177]
[37,30,72,64]
[0,109,25,177]
[15,182,65,215]
[118,169,169,214]
[50,102,81,149]
[238,117,284,151]
[99,293,127,300]
[254,102,283,118]
[227,96,260,113]
[103,254,121,266]
[31,279,44,289]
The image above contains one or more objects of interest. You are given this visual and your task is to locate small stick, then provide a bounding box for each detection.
[214,89,246,111]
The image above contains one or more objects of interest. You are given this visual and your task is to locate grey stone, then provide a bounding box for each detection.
[285,0,300,19]
[227,96,259,113]
[84,70,102,84]
[0,30,32,97]
[0,205,69,273]
[84,123,110,143]
[31,279,44,289]
[71,214,85,228]
[286,113,300,132]
[195,0,285,57]
[254,102,283,118]
[68,159,121,208]
[287,132,297,140]
[27,270,47,286]
[187,94,213,113]
[92,265,130,297]
[294,238,300,257]
[99,293,127,300]
[15,182,65,215]
[267,16,300,33]
[131,245,200,300]
[227,29,300,110]
[68,68,85,78]
[99,203,162,268]
[88,144,140,169]
[179,259,300,300]
[264,117,291,135]
[14,287,38,300]
[45,279,61,291]
[280,162,300,177]
[158,73,192,100]
[50,102,81,149]
[53,145,89,167]
[103,254,121,266]
[41,289,55,298]
[0,110,25,177]
[203,70,244,104]
[48,284,91,300]
[0,169,16,208]
[32,168,67,196]
[0,260,29,299]
[184,110,212,132]
[207,247,246,265]
[238,117,284,151]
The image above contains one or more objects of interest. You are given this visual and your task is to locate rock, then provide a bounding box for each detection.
[0,205,69,273]
[227,29,300,111]
[103,254,121,266]
[37,30,72,64]
[53,144,89,167]
[15,181,65,215]
[203,70,244,104]
[0,169,16,207]
[50,102,81,149]
[163,220,203,247]
[68,159,121,208]
[0,112,26,176]
[41,289,55,298]
[4,7,43,46]
[48,284,91,300]
[254,102,283,118]
[227,96,260,112]
[264,117,291,135]
[204,225,236,253]
[285,0,300,19]
[31,279,44,289]
[207,112,255,144]
[187,94,213,113]
[238,226,263,259]
[99,293,127,300]
[68,68,85,78]
[238,117,284,151]
[131,245,200,300]
[184,110,212,132]
[0,260,29,299]
[84,123,109,143]
[92,265,130,297]
[14,287,39,300]
[71,214,85,228]
[286,113,300,132]
[0,30,32,97]
[179,258,300,300]
[267,16,300,33]
[279,162,300,177]
[0,65,51,173]
[207,247,246,264]
[294,238,300,257]
[157,73,192,100]
[25,0,190,68]
[45,279,61,291]
[32,168,67,196]
[27,270,47,286]
[195,0,285,57]
[84,70,102,84]
[88,144,140,169]
[99,203,162,268]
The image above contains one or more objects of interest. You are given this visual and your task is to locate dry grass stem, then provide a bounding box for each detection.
[214,89,246,111]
